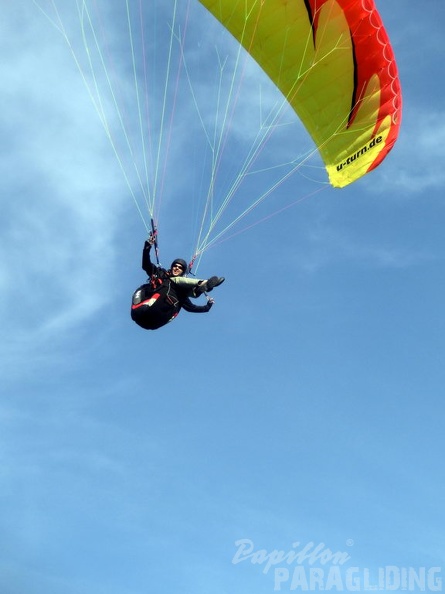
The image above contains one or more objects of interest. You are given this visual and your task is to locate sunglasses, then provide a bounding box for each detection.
[172,264,184,270]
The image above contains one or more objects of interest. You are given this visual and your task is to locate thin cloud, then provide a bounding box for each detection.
[0,4,130,377]
[290,220,438,274]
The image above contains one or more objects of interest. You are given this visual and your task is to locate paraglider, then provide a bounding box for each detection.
[34,0,402,330]
[131,231,225,331]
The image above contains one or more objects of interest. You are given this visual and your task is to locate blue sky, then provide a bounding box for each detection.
[1,2,444,593]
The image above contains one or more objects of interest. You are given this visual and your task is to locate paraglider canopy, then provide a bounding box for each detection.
[199,0,402,188]
[34,0,402,265]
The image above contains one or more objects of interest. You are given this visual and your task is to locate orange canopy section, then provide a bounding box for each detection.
[198,0,402,187]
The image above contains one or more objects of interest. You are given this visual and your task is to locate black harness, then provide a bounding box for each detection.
[131,278,180,330]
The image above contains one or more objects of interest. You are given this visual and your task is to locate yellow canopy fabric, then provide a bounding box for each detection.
[198,0,402,187]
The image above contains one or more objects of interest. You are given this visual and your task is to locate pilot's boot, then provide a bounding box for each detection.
[193,276,225,296]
